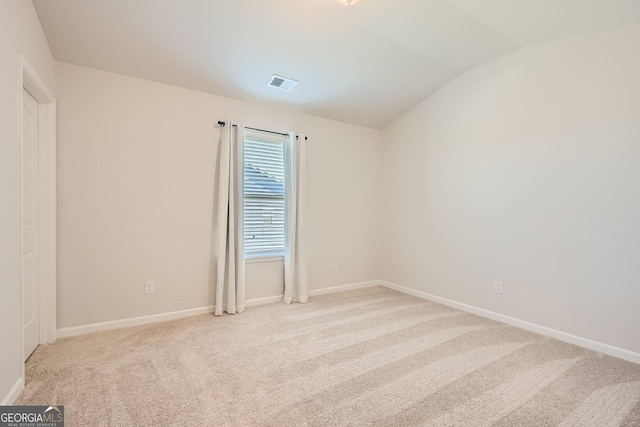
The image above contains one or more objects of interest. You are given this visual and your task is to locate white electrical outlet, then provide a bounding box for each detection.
[332,262,338,272]
[494,281,503,294]
[145,280,155,294]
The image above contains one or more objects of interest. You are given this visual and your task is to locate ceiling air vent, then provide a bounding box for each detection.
[267,74,298,92]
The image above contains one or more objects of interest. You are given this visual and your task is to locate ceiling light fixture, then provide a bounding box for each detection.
[337,0,359,5]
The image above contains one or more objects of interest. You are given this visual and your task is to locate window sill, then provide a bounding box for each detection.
[245,256,284,264]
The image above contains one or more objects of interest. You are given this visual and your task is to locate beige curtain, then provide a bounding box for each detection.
[214,122,245,315]
[283,133,308,304]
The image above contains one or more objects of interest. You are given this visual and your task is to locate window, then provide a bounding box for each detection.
[243,129,286,258]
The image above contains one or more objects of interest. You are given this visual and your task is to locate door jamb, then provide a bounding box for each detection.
[19,54,56,376]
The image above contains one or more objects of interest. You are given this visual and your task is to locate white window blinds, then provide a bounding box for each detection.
[243,129,286,258]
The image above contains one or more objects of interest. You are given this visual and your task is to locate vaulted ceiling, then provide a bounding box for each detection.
[33,0,640,129]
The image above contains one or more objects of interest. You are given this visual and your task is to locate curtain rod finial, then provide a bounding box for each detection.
[218,121,225,127]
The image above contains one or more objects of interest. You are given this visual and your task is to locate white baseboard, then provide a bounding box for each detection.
[379,281,640,365]
[250,280,380,306]
[57,305,216,338]
[1,377,24,406]
[245,295,283,307]
[56,280,381,339]
[309,280,381,296]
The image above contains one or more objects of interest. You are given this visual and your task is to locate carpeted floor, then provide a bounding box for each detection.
[17,286,640,426]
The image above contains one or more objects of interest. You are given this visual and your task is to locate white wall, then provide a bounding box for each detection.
[0,1,55,404]
[55,62,382,329]
[381,25,640,353]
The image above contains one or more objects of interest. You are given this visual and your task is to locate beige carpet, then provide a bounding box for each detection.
[17,286,640,426]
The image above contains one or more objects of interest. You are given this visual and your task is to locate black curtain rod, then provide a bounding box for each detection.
[218,121,307,140]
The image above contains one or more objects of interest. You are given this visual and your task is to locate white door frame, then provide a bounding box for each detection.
[19,54,56,374]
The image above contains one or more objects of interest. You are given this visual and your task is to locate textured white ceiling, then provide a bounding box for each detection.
[33,0,640,129]
[448,0,640,45]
